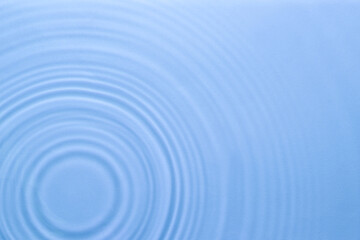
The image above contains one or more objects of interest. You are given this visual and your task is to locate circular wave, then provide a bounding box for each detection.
[0,0,305,239]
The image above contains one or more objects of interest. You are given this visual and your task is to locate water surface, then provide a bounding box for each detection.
[0,1,359,239]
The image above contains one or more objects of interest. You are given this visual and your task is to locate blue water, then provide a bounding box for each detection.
[0,1,360,239]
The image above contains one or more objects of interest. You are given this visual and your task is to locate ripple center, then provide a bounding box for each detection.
[37,156,115,232]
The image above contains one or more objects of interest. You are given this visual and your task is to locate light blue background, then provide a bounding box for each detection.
[0,1,359,239]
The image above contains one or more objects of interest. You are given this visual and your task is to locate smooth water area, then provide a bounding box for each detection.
[0,1,359,239]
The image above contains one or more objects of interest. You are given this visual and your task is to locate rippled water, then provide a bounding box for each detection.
[1,1,360,239]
